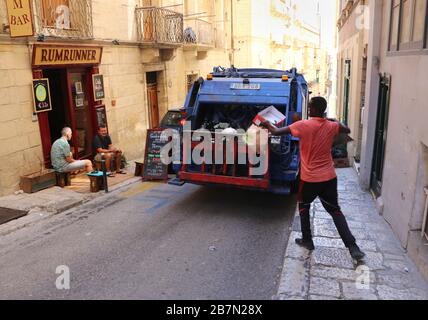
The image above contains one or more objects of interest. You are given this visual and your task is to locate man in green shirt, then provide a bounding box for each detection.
[51,127,93,173]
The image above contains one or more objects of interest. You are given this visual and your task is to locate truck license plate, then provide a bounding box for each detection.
[230,83,261,90]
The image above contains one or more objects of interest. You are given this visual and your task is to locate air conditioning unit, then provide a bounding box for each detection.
[422,188,428,241]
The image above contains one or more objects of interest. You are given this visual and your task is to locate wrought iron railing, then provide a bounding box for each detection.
[184,18,214,47]
[32,0,93,39]
[136,6,183,45]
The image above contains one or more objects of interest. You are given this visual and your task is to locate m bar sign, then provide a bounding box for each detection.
[6,0,34,38]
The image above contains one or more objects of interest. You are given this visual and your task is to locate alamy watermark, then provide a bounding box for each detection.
[159,122,270,176]
[55,265,70,290]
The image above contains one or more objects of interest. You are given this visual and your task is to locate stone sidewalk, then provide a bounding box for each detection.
[0,175,140,237]
[277,168,428,300]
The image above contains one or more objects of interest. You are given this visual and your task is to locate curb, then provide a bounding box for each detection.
[0,177,141,237]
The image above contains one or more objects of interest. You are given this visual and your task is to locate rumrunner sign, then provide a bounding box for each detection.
[33,45,103,67]
[6,0,34,38]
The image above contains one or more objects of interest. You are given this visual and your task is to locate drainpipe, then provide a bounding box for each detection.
[359,0,383,189]
[230,0,235,66]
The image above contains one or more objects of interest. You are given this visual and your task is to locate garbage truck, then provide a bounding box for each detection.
[173,66,309,195]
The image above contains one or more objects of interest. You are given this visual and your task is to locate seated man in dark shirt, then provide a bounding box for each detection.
[93,126,126,177]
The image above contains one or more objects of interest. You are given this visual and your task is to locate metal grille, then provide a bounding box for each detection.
[32,0,93,39]
[136,6,183,45]
[184,18,214,46]
[0,0,8,34]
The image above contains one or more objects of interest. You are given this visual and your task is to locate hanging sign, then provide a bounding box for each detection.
[6,0,34,38]
[92,74,105,101]
[32,79,52,113]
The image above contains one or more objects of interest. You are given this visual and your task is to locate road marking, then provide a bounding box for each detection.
[120,182,161,198]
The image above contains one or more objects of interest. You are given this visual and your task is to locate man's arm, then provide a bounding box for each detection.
[260,121,292,136]
[327,118,351,134]
[65,153,74,163]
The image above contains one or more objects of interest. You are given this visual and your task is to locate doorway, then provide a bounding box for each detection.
[371,74,391,196]
[147,71,160,128]
[44,67,95,160]
[343,59,351,126]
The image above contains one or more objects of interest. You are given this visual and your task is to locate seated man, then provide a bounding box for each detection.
[93,126,126,177]
[51,127,93,173]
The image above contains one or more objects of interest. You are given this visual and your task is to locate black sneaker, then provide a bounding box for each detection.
[349,244,365,261]
[295,238,315,251]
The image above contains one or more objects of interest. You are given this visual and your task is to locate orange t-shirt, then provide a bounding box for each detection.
[289,118,340,183]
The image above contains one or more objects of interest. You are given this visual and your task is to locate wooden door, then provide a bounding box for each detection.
[147,84,160,128]
[371,74,391,196]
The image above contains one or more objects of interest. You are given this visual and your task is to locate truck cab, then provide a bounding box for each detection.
[176,67,309,195]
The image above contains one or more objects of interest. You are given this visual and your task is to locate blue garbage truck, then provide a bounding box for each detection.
[174,67,309,195]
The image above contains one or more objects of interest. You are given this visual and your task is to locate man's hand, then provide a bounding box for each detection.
[260,121,292,136]
[327,118,351,134]
[260,121,278,134]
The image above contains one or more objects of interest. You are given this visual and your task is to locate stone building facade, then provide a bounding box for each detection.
[0,0,231,196]
[338,0,428,282]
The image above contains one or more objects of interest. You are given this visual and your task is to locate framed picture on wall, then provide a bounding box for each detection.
[92,74,105,101]
[75,94,84,108]
[75,81,83,94]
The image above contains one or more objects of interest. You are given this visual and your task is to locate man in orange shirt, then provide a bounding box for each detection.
[262,97,365,261]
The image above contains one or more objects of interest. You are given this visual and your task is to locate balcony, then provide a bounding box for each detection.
[183,18,214,51]
[136,6,183,46]
[32,0,93,39]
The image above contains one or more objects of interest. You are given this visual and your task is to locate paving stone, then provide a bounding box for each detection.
[312,247,354,269]
[309,295,341,300]
[383,259,412,272]
[359,251,384,270]
[313,218,337,230]
[277,258,310,298]
[376,270,424,290]
[309,277,341,298]
[314,225,341,238]
[341,281,378,300]
[377,285,428,300]
[313,237,345,249]
[311,265,376,283]
[291,215,301,232]
[285,232,312,260]
[278,295,305,300]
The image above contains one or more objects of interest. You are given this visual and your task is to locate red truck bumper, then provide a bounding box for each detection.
[179,172,270,189]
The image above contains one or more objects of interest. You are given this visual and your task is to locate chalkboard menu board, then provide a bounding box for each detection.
[143,129,169,181]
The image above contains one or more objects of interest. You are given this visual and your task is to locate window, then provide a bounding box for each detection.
[389,0,428,52]
[41,0,71,29]
[34,0,93,38]
[390,0,400,50]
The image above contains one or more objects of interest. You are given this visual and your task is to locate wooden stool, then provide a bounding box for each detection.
[134,160,144,177]
[87,172,110,193]
[56,172,71,188]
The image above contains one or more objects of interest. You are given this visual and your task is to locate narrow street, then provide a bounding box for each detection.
[0,183,296,300]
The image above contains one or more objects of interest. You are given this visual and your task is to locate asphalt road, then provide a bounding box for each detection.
[0,182,296,300]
